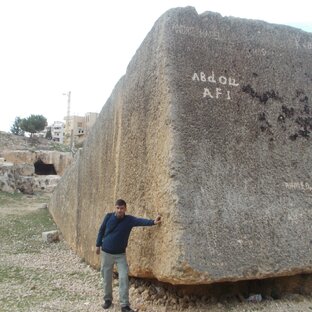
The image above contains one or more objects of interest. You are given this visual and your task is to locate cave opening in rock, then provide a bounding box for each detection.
[34,159,57,175]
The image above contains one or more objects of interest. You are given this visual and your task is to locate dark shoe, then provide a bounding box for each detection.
[121,306,135,312]
[102,300,112,309]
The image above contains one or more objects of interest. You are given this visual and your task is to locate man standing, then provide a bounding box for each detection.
[96,199,161,312]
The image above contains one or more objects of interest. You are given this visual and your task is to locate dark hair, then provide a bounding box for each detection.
[115,199,126,207]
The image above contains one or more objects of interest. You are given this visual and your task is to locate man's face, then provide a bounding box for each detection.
[115,205,126,218]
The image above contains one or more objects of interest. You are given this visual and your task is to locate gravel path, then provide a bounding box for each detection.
[1,192,312,312]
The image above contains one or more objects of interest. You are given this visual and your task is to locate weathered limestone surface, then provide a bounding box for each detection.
[48,7,312,284]
[42,230,60,243]
[33,175,61,193]
[1,150,73,175]
[0,163,16,193]
[0,161,61,194]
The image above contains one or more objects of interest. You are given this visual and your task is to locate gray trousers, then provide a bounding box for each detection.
[101,251,130,307]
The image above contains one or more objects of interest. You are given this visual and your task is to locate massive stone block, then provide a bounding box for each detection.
[48,7,312,284]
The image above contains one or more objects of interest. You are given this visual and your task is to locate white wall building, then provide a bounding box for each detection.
[50,121,65,143]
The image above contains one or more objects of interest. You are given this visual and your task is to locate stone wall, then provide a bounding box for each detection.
[0,161,61,194]
[48,7,312,285]
[0,150,71,194]
[1,150,72,176]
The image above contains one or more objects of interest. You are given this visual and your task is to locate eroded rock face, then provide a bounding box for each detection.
[48,7,312,284]
[33,175,61,193]
[0,163,16,193]
[1,150,73,175]
[0,162,62,194]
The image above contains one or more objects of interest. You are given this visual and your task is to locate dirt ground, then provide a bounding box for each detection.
[1,191,312,312]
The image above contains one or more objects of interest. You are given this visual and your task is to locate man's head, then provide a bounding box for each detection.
[115,199,127,218]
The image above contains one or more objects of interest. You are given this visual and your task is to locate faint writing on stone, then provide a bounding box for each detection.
[192,71,240,100]
[247,48,267,58]
[294,36,312,50]
[285,182,312,192]
[172,24,220,40]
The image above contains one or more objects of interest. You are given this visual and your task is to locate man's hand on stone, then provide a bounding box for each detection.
[154,215,162,225]
[96,246,101,255]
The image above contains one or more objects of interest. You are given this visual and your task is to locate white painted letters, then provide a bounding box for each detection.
[228,78,239,87]
[192,73,200,81]
[192,70,239,101]
[216,88,222,99]
[227,90,231,100]
[203,88,214,98]
[219,76,227,85]
[192,71,239,87]
[208,71,216,83]
[203,88,232,100]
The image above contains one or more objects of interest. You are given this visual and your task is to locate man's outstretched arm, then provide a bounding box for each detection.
[132,215,162,226]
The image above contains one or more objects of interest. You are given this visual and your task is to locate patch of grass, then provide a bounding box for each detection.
[0,192,51,211]
[68,271,89,278]
[0,191,50,208]
[0,267,89,311]
[0,208,57,254]
[0,191,25,206]
[30,192,51,203]
[0,266,24,283]
[0,190,102,312]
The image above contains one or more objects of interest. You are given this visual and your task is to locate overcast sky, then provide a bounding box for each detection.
[0,0,311,132]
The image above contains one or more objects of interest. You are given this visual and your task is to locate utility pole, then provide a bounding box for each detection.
[66,91,71,123]
[62,91,71,146]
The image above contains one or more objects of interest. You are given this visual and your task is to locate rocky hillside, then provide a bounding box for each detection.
[0,131,73,194]
[0,131,71,152]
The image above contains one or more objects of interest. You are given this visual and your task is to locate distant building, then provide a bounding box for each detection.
[64,112,99,147]
[41,121,65,143]
[51,121,65,143]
